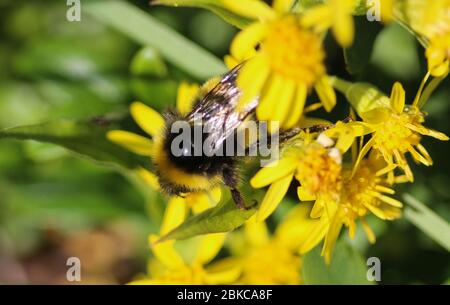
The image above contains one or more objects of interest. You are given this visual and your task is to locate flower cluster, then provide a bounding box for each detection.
[108,0,449,282]
[222,0,448,262]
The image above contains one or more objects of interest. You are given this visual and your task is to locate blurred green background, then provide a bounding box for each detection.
[0,0,448,284]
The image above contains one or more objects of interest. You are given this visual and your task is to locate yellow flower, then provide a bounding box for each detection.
[356,82,448,182]
[299,152,403,263]
[130,188,238,285]
[130,233,240,284]
[229,204,320,284]
[333,78,449,182]
[250,132,349,221]
[404,0,450,76]
[237,217,302,284]
[301,0,356,47]
[226,1,336,129]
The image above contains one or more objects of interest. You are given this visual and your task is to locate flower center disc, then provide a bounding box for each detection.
[263,16,325,87]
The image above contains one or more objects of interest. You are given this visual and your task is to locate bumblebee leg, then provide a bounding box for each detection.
[277,116,354,143]
[230,188,247,210]
[222,165,250,210]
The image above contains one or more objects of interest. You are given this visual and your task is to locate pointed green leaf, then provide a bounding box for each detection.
[158,197,256,242]
[84,0,226,80]
[0,117,150,170]
[403,194,450,252]
[302,240,372,284]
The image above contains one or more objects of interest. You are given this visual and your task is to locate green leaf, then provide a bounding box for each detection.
[84,0,226,80]
[302,240,372,284]
[153,0,252,29]
[371,23,421,80]
[344,16,383,74]
[12,36,130,80]
[130,46,168,78]
[0,117,150,170]
[157,197,256,242]
[403,194,450,252]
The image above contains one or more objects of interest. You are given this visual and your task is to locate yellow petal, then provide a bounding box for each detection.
[221,0,276,21]
[335,130,356,153]
[130,102,165,138]
[361,218,376,244]
[107,130,154,156]
[136,168,159,190]
[407,146,431,166]
[375,185,395,195]
[297,186,316,201]
[210,187,222,203]
[348,221,356,240]
[322,210,343,264]
[315,75,336,112]
[347,121,375,136]
[187,191,217,214]
[363,202,388,220]
[375,193,403,208]
[230,22,267,60]
[272,0,295,13]
[191,196,213,214]
[224,55,240,69]
[250,157,297,188]
[298,217,328,254]
[426,46,449,77]
[304,102,323,113]
[244,215,269,246]
[237,56,270,109]
[160,197,187,236]
[204,258,242,284]
[256,174,293,222]
[284,83,307,129]
[256,74,285,120]
[415,144,433,164]
[149,235,185,269]
[406,123,449,141]
[310,200,324,218]
[332,15,354,47]
[380,0,394,22]
[275,203,323,250]
[375,163,397,177]
[352,136,375,174]
[177,82,200,116]
[430,60,449,77]
[194,233,227,265]
[301,5,332,31]
[273,79,296,127]
[389,82,405,114]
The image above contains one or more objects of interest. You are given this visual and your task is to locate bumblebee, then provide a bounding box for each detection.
[153,66,335,209]
[153,66,259,210]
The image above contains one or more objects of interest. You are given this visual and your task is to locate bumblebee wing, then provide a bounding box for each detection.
[186,66,258,149]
